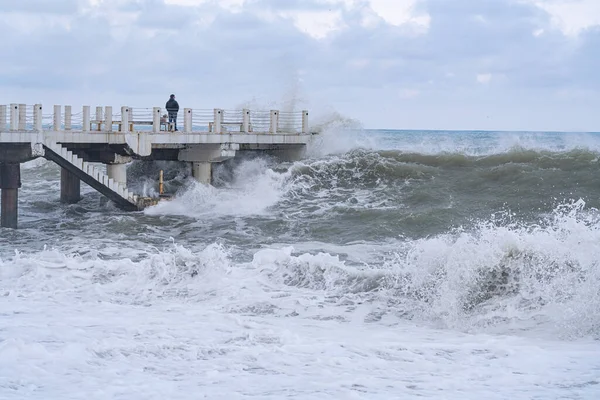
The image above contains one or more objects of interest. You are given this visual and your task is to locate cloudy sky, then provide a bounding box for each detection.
[1,0,598,131]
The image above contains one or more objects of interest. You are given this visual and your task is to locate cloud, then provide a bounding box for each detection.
[477,73,492,84]
[0,0,598,132]
[367,0,430,29]
[528,0,600,36]
[399,88,420,98]
[280,10,346,39]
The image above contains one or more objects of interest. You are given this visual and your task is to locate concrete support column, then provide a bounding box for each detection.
[184,108,192,133]
[242,109,250,133]
[18,104,26,130]
[82,106,90,132]
[9,104,18,131]
[53,105,61,131]
[270,110,279,134]
[0,163,21,229]
[120,106,129,132]
[213,109,222,134]
[60,168,81,204]
[95,106,103,126]
[191,162,212,185]
[65,106,72,130]
[302,110,309,134]
[0,105,6,129]
[107,163,127,185]
[33,104,42,131]
[152,107,161,133]
[104,106,112,132]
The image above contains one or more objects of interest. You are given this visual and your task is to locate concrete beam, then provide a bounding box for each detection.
[178,144,239,163]
[267,145,307,162]
[75,150,132,164]
[0,143,34,163]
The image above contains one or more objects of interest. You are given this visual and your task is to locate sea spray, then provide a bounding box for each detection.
[248,201,600,338]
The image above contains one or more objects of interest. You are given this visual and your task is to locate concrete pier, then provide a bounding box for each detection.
[191,162,212,185]
[0,103,314,228]
[0,163,21,229]
[107,164,127,185]
[60,168,81,204]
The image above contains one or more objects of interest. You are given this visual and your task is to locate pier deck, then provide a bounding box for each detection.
[0,104,314,228]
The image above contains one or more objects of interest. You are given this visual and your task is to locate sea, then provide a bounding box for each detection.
[1,121,600,399]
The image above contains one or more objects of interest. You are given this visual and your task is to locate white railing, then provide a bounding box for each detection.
[0,104,309,135]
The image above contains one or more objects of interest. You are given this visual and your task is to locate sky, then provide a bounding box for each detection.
[0,0,598,131]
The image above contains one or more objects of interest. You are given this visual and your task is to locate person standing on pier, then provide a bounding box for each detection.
[165,94,179,131]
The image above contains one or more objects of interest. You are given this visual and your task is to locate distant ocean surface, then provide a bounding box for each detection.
[1,124,600,399]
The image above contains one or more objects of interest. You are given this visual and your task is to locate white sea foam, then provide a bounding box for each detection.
[2,200,600,398]
[305,111,377,157]
[145,158,290,218]
[3,130,600,399]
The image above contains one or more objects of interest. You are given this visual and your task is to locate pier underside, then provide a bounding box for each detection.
[0,141,309,229]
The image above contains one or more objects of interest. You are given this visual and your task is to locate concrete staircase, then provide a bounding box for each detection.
[43,142,141,211]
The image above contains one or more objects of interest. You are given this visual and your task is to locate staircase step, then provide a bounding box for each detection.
[116,182,124,198]
[45,142,137,208]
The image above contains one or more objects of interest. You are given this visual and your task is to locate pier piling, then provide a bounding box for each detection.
[0,163,21,229]
[60,168,81,204]
[106,164,127,186]
[191,162,212,185]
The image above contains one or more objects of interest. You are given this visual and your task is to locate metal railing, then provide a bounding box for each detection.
[0,104,310,135]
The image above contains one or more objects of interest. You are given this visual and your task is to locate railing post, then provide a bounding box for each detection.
[33,104,42,131]
[152,107,161,133]
[0,105,7,130]
[184,108,192,133]
[95,106,103,131]
[214,108,222,134]
[128,107,133,127]
[104,106,112,132]
[53,105,61,131]
[18,103,26,130]
[82,106,90,132]
[9,104,18,131]
[270,110,279,134]
[120,106,129,132]
[65,105,72,130]
[302,110,309,134]
[242,109,250,133]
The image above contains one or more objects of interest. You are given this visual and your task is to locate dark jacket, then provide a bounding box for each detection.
[166,98,179,113]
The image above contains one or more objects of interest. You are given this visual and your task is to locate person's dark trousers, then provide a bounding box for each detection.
[168,112,178,131]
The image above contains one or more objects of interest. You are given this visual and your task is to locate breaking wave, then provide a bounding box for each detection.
[2,201,599,340]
